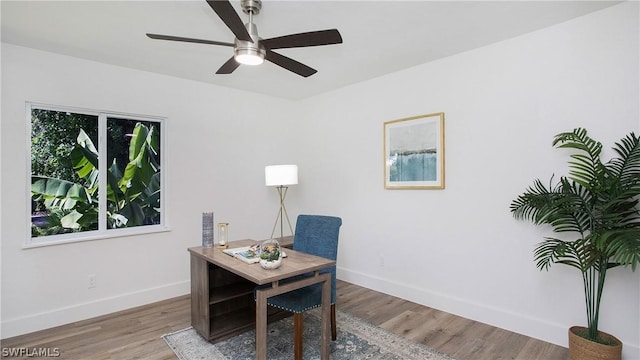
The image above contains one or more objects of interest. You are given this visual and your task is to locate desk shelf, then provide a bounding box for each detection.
[207,305,290,343]
[210,282,255,305]
[190,256,256,342]
[208,307,255,342]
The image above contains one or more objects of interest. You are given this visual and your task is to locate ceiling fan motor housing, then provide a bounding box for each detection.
[234,22,265,64]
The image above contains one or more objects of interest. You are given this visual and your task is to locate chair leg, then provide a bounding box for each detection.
[294,313,303,360]
[331,304,337,341]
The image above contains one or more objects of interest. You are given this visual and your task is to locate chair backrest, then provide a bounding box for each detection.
[293,214,342,303]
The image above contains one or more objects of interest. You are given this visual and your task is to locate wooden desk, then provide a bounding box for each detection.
[188,237,335,360]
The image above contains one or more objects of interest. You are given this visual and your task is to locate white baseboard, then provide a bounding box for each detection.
[337,267,640,359]
[1,280,190,339]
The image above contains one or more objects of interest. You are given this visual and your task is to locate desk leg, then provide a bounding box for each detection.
[320,274,331,360]
[255,288,268,360]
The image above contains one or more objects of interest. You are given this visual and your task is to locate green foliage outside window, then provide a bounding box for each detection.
[30,108,162,238]
[31,110,98,192]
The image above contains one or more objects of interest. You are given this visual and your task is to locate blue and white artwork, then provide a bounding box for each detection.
[389,122,437,181]
[384,113,444,189]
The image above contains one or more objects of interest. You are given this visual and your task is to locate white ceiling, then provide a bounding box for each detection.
[1,1,620,100]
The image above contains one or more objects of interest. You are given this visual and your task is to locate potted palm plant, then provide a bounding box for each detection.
[510,128,640,360]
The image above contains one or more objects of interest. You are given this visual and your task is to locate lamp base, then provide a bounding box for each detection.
[270,185,294,239]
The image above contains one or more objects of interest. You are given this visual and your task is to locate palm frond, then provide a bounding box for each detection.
[553,128,605,190]
[598,230,640,270]
[510,178,553,222]
[534,237,584,271]
[510,177,593,236]
[607,132,640,194]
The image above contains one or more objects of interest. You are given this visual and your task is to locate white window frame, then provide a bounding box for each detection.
[25,103,169,248]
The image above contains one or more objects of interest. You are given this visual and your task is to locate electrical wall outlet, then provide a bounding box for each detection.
[88,274,96,288]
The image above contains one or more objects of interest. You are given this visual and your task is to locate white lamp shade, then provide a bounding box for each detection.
[265,165,298,186]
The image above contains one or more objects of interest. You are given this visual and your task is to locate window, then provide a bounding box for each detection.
[29,104,165,246]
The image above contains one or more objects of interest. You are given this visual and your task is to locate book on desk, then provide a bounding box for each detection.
[223,245,288,264]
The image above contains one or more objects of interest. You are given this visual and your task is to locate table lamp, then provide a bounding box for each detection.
[265,164,298,239]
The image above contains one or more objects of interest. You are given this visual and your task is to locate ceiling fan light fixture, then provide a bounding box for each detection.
[234,48,265,65]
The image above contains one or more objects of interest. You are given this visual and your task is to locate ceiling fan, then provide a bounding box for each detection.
[146,0,343,77]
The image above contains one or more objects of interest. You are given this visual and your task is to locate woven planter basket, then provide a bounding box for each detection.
[569,326,622,360]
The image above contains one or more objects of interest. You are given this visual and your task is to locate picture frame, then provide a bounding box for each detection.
[383,112,445,189]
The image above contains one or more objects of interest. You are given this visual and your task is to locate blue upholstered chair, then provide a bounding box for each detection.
[265,214,342,360]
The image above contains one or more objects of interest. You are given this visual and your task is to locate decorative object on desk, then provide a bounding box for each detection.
[265,164,298,238]
[259,238,282,269]
[223,244,261,264]
[384,112,445,189]
[511,128,640,360]
[216,222,229,248]
[201,212,214,248]
[162,310,456,360]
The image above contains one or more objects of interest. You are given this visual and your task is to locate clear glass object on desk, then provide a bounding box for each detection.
[259,239,282,270]
[217,222,229,248]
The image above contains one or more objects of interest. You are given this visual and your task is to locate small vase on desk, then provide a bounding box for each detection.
[202,212,214,248]
[259,239,282,270]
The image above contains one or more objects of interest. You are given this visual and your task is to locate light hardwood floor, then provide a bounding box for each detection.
[0,280,568,359]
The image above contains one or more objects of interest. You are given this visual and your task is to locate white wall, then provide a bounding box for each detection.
[1,2,638,358]
[294,2,639,358]
[0,44,299,338]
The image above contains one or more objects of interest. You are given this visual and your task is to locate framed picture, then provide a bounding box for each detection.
[384,112,445,189]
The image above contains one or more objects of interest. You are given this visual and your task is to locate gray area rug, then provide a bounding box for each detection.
[162,310,455,360]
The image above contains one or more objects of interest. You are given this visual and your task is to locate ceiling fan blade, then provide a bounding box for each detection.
[262,29,342,50]
[265,50,317,77]
[216,57,241,74]
[146,33,234,47]
[206,0,253,43]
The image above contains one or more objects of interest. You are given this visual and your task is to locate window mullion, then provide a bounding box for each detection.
[98,114,107,232]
